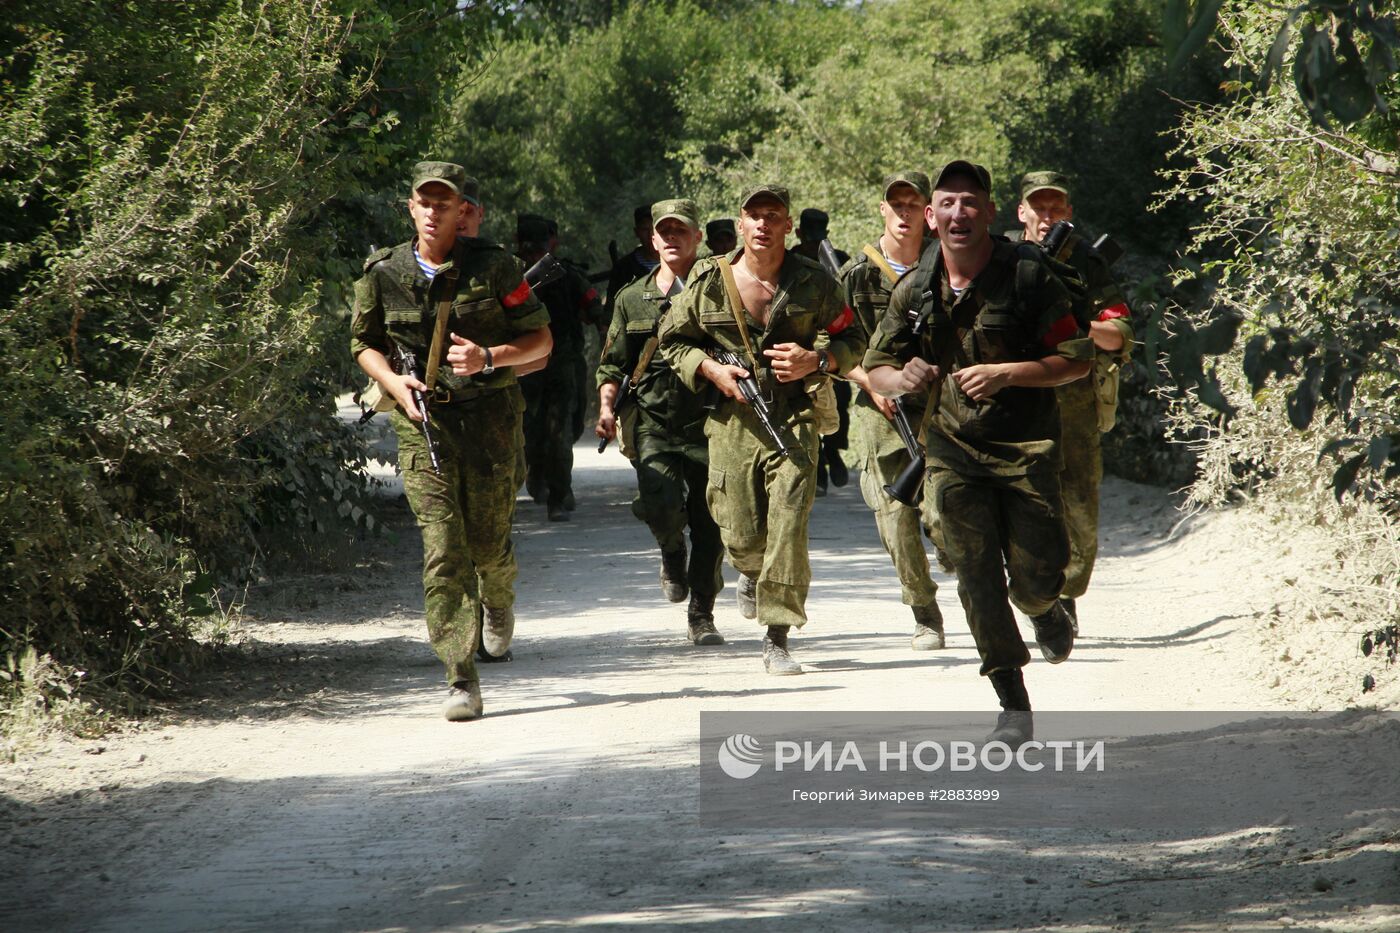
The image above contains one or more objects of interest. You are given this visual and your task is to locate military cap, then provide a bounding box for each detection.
[651,198,701,230]
[932,159,992,195]
[739,183,792,212]
[705,218,736,239]
[882,170,932,201]
[411,161,471,199]
[797,208,829,238]
[517,213,552,244]
[1020,170,1071,202]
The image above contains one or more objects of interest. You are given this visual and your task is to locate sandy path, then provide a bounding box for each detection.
[2,441,1397,932]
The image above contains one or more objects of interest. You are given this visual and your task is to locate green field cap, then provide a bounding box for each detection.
[933,159,992,195]
[1020,170,1071,202]
[652,198,701,230]
[739,183,792,212]
[883,170,932,201]
[411,161,469,198]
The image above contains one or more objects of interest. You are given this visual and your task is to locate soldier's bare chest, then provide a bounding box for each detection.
[734,267,779,327]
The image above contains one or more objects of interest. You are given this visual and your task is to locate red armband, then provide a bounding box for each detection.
[501,280,532,308]
[578,287,599,309]
[826,305,854,335]
[1097,303,1130,322]
[1042,313,1079,348]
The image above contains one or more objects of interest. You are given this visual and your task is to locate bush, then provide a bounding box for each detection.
[0,0,478,709]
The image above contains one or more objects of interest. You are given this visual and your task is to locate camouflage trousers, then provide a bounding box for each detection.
[852,404,939,608]
[705,404,819,629]
[521,363,580,508]
[926,466,1068,676]
[631,431,724,599]
[1057,380,1103,600]
[393,390,523,685]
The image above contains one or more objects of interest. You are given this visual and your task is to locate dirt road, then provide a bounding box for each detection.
[3,443,1398,932]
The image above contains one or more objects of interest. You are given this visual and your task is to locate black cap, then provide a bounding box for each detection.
[798,208,829,237]
[933,159,992,195]
[517,213,551,244]
[705,218,736,239]
[633,204,653,227]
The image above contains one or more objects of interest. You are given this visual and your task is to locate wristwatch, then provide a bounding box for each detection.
[816,349,831,375]
[480,346,495,376]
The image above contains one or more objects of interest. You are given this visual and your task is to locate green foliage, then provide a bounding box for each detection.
[1164,4,1400,502]
[0,0,480,709]
[442,0,1219,483]
[1165,0,1400,127]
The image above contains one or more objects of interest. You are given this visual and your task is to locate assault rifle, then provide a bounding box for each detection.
[883,399,925,507]
[524,252,566,290]
[392,345,442,475]
[817,238,843,278]
[1041,220,1123,268]
[711,348,791,458]
[596,373,632,453]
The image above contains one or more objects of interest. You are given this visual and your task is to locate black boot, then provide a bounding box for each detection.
[1030,600,1074,663]
[660,545,689,603]
[986,668,1033,746]
[825,441,849,487]
[687,592,723,646]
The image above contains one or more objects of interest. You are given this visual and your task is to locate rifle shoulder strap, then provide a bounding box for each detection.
[716,256,761,366]
[626,297,675,384]
[423,264,460,392]
[861,244,901,287]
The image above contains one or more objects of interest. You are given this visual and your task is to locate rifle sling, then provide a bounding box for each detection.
[716,256,761,368]
[422,263,461,394]
[626,297,675,388]
[861,244,901,287]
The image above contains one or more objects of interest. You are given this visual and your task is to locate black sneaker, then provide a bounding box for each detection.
[1030,602,1074,664]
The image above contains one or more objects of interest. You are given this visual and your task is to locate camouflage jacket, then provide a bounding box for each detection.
[351,236,548,398]
[839,244,929,415]
[657,248,863,420]
[863,238,1090,476]
[596,269,707,454]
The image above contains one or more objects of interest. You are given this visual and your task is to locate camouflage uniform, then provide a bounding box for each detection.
[864,238,1090,675]
[598,269,723,601]
[658,248,863,629]
[519,251,604,512]
[351,236,547,686]
[841,250,940,607]
[1006,225,1134,601]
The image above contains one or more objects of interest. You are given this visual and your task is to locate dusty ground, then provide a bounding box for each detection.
[2,430,1398,932]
